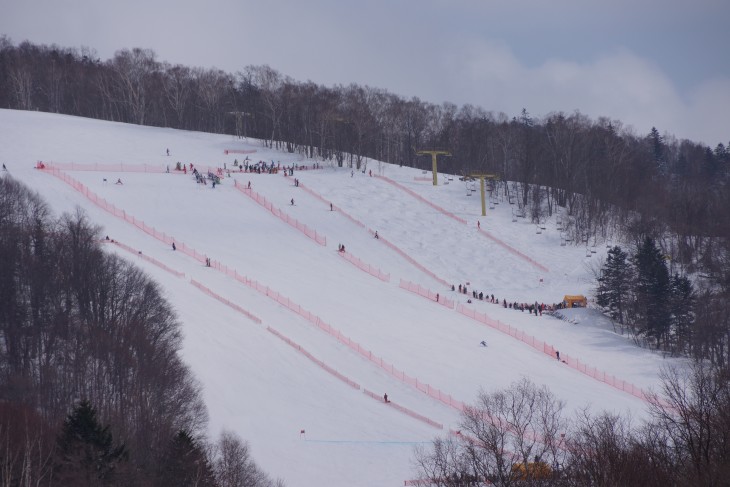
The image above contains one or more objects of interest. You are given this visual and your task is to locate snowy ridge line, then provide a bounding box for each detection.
[374,175,468,225]
[191,279,262,324]
[362,389,443,430]
[456,304,649,403]
[298,182,452,287]
[399,279,455,309]
[266,327,360,390]
[477,227,549,273]
[42,168,210,264]
[103,239,185,278]
[339,251,390,282]
[232,179,327,246]
[44,167,466,414]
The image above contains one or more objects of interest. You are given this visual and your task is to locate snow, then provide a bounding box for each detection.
[0,109,686,486]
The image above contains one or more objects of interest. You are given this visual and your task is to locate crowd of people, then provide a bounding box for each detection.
[451,282,567,316]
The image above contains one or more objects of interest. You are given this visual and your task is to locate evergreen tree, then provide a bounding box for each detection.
[669,273,695,355]
[633,237,671,348]
[55,400,127,486]
[648,127,666,175]
[597,246,633,328]
[157,430,216,487]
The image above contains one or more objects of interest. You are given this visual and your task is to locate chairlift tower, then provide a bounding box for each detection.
[467,173,499,216]
[417,150,451,186]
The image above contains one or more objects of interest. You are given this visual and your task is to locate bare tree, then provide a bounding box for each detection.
[646,362,730,485]
[214,430,284,487]
[414,378,568,486]
[109,48,158,124]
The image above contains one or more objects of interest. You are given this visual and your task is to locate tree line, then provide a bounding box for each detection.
[0,38,727,364]
[0,176,281,486]
[413,361,730,486]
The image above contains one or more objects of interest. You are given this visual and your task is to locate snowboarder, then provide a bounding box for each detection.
[172,242,176,251]
[115,178,123,185]
[480,341,487,347]
[383,393,389,403]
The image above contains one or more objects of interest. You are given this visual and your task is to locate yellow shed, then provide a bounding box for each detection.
[563,295,587,308]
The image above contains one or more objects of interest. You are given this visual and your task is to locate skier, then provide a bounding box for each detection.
[2,163,6,171]
[166,148,170,156]
[374,231,379,239]
[330,203,333,211]
[477,220,480,229]
[436,293,439,302]
[383,393,389,403]
[480,341,487,347]
[247,181,251,189]
[291,198,294,206]
[172,242,176,251]
[115,178,123,185]
[556,350,560,361]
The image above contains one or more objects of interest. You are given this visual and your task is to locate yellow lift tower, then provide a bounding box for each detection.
[417,150,451,186]
[467,173,500,216]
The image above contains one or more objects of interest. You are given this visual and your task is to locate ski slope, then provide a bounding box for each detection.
[0,109,685,486]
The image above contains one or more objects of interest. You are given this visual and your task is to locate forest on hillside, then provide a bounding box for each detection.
[0,177,282,486]
[0,38,728,365]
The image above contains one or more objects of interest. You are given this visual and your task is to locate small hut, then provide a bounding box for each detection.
[563,295,588,308]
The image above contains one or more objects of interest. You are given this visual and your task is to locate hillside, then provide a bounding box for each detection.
[0,109,684,486]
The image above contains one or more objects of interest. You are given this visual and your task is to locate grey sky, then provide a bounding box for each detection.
[1,0,728,144]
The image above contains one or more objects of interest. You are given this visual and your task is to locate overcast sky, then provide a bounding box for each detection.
[2,0,728,145]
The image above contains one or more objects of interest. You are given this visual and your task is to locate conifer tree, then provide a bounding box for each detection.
[633,237,671,348]
[55,400,127,486]
[157,430,216,487]
[597,246,633,328]
[669,273,695,355]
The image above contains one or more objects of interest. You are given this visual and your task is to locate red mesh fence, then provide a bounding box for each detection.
[363,389,443,429]
[298,182,451,288]
[41,166,471,413]
[103,239,185,278]
[266,327,361,390]
[233,180,326,246]
[399,279,455,309]
[375,175,468,224]
[456,304,649,403]
[339,251,390,282]
[298,183,367,230]
[477,228,550,273]
[40,161,226,175]
[191,279,262,324]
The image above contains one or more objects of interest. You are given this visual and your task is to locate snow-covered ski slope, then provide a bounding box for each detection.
[0,109,684,486]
